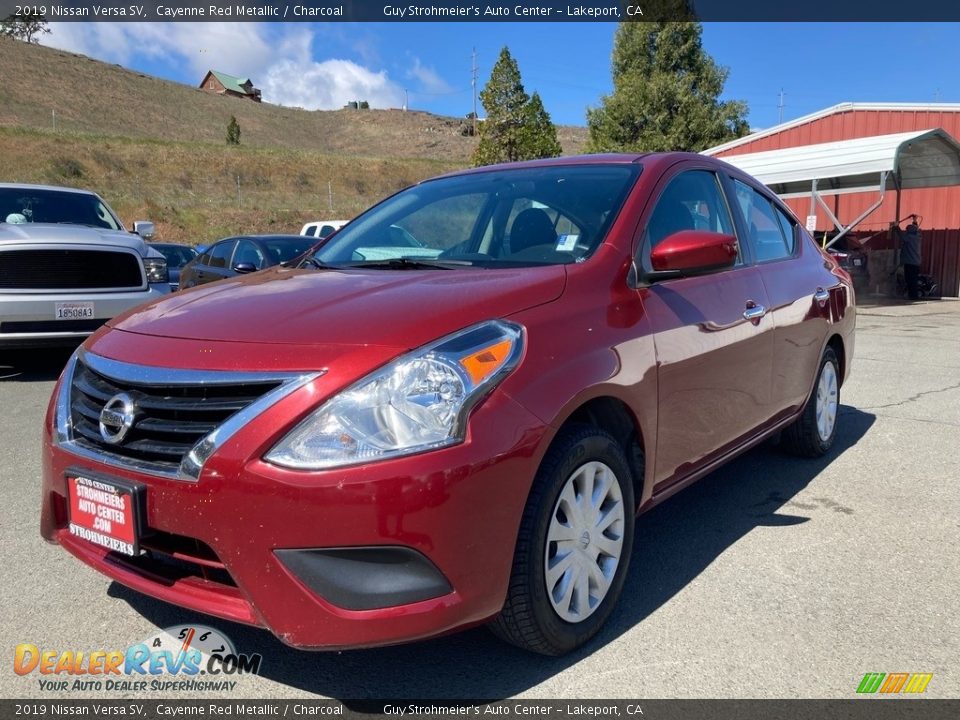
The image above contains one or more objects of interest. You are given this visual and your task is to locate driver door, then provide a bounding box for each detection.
[638,167,774,489]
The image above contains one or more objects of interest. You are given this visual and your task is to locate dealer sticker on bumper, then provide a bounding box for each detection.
[67,475,142,555]
[55,302,94,320]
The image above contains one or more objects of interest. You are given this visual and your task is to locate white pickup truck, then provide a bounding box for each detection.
[0,183,170,348]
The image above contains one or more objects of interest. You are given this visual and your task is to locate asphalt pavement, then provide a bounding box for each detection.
[1,299,958,700]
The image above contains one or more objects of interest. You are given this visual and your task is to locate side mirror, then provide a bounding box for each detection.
[232,262,258,274]
[133,220,155,239]
[649,230,738,275]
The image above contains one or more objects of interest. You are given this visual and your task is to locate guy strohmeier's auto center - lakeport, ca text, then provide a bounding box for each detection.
[33,3,634,19]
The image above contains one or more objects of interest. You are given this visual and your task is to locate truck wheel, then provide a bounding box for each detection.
[490,425,635,655]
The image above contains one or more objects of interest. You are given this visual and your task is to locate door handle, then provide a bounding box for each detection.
[743,302,766,321]
[814,287,831,303]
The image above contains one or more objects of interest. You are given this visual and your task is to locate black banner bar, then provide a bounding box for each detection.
[2,700,959,720]
[4,1,960,22]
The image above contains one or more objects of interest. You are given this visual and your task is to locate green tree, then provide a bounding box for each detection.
[226,116,241,146]
[1,14,50,43]
[524,92,562,160]
[473,47,562,166]
[587,22,748,153]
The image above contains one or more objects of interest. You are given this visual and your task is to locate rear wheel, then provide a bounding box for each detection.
[782,347,840,457]
[490,425,636,655]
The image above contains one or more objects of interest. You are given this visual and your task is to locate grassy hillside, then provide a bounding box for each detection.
[0,38,588,160]
[0,37,591,244]
[0,127,458,244]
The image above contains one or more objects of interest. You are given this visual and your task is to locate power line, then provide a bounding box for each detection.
[471,47,478,134]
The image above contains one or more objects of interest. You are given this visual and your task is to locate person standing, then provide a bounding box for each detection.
[900,222,923,300]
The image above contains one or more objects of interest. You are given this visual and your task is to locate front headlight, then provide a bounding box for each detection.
[265,320,524,470]
[143,257,169,284]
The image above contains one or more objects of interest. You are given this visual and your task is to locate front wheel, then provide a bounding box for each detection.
[490,425,636,655]
[782,347,840,457]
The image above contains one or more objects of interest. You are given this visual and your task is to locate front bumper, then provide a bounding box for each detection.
[0,286,169,347]
[40,369,546,649]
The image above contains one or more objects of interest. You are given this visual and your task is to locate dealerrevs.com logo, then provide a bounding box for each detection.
[14,625,262,692]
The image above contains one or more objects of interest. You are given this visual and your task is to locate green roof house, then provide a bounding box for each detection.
[199,70,262,103]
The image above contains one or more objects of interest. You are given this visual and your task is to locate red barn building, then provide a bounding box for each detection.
[705,103,960,296]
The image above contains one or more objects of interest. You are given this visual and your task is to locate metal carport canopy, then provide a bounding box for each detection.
[710,128,960,247]
[712,128,960,199]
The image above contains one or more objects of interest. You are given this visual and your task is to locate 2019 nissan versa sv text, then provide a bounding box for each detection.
[41,154,854,655]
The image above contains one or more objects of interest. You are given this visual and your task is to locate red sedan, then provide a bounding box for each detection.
[40,153,854,655]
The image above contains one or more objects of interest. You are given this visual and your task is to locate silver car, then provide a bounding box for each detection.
[0,184,170,348]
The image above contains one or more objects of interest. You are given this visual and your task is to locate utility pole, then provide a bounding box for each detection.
[778,89,785,124]
[471,47,478,136]
[404,89,408,111]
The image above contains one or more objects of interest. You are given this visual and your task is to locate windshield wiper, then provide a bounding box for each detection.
[345,257,473,270]
[298,255,337,270]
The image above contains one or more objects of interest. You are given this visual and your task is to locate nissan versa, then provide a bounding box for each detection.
[41,154,854,655]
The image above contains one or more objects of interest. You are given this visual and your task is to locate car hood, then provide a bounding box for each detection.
[0,223,152,255]
[108,265,566,348]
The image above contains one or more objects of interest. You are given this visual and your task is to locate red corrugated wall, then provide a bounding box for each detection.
[714,108,960,295]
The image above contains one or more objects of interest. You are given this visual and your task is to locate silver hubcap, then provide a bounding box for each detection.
[544,461,625,623]
[816,361,839,442]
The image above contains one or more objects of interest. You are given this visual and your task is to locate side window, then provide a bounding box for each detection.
[303,226,317,237]
[319,225,336,238]
[208,240,236,269]
[232,239,265,269]
[198,251,212,265]
[643,170,739,267]
[734,180,792,262]
[773,205,797,255]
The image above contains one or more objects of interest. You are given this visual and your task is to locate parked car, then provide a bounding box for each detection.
[300,220,348,238]
[41,154,854,656]
[179,234,314,289]
[149,243,197,291]
[0,183,169,348]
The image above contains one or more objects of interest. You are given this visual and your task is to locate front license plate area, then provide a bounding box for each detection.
[67,473,145,556]
[56,302,95,320]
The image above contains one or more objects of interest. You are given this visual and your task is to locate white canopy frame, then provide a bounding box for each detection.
[712,129,960,248]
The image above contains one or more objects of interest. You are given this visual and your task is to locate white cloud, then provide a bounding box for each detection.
[407,57,453,95]
[42,22,404,110]
[262,59,404,110]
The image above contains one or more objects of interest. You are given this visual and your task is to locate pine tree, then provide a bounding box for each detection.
[226,116,241,146]
[524,92,562,160]
[587,22,749,153]
[474,48,531,166]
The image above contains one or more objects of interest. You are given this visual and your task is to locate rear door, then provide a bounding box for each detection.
[728,178,838,417]
[638,166,775,489]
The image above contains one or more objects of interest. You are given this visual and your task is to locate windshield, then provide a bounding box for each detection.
[313,164,640,268]
[261,236,315,263]
[152,244,197,268]
[0,188,123,231]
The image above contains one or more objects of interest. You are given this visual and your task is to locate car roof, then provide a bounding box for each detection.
[0,182,99,196]
[218,234,307,242]
[432,152,709,181]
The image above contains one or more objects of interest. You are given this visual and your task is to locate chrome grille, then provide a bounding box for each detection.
[0,249,144,290]
[60,351,320,480]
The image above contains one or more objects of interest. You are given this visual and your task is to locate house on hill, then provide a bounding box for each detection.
[199,70,262,102]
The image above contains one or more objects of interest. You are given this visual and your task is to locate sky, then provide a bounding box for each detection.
[40,22,960,131]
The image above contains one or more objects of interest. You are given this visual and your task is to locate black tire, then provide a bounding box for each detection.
[490,425,636,656]
[782,347,840,457]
